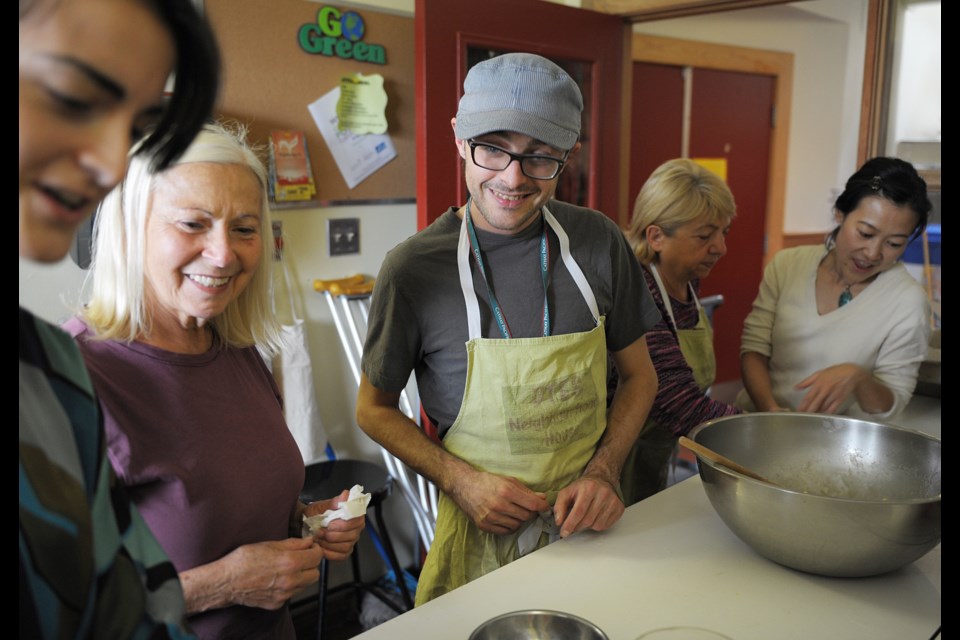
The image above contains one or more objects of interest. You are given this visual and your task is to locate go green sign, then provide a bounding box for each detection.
[298,6,386,65]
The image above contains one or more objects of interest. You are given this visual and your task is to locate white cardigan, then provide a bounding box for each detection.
[737,245,930,419]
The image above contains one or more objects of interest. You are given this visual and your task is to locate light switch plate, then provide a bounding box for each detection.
[328,218,360,256]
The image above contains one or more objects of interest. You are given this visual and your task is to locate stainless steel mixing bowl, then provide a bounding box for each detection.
[469,610,608,640]
[688,413,941,577]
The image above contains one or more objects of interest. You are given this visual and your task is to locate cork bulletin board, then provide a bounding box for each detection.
[205,0,415,205]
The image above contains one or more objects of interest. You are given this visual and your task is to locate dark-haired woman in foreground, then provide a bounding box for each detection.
[738,157,932,419]
[19,0,219,636]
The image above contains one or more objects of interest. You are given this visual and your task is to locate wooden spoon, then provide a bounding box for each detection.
[679,436,781,487]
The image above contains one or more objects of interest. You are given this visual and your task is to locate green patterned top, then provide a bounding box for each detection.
[19,307,194,639]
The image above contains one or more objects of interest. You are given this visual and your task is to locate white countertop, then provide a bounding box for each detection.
[355,395,940,640]
[355,475,940,640]
[889,393,941,439]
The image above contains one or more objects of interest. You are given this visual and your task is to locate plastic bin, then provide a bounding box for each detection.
[902,224,940,265]
[902,224,940,328]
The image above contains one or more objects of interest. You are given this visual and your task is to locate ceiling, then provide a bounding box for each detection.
[584,0,795,22]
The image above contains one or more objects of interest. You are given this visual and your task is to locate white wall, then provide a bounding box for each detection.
[271,202,417,460]
[632,0,869,234]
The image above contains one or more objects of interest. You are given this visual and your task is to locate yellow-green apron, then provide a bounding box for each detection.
[415,207,608,605]
[620,263,716,506]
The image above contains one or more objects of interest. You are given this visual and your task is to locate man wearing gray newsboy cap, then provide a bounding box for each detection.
[358,52,660,604]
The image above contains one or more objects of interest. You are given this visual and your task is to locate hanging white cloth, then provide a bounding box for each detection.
[272,240,329,464]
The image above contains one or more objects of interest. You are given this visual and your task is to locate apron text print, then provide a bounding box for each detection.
[501,370,598,454]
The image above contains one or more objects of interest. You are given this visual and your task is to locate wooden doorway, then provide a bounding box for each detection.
[632,34,792,257]
[630,34,793,383]
[416,0,629,229]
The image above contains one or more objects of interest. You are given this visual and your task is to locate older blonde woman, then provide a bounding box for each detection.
[65,123,362,640]
[619,159,741,505]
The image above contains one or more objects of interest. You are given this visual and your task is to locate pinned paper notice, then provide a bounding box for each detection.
[308,86,397,189]
[692,158,728,182]
[337,73,389,134]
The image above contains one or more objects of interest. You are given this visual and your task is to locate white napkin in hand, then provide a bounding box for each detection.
[302,484,370,536]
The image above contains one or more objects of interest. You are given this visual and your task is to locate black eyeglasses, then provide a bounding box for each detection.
[467,140,569,180]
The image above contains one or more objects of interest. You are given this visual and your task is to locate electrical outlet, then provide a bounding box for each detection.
[328,218,360,256]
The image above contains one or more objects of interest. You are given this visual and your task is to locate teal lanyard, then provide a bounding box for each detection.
[464,198,551,339]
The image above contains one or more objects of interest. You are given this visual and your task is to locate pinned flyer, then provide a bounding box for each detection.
[309,86,397,189]
[692,158,728,182]
[337,72,389,134]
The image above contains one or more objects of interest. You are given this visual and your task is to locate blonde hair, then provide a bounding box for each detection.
[626,158,736,264]
[81,121,282,354]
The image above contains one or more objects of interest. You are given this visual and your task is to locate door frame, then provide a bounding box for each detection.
[631,33,793,262]
[415,0,630,230]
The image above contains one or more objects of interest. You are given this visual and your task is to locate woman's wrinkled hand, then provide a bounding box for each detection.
[795,363,868,414]
[218,538,324,610]
[303,489,366,561]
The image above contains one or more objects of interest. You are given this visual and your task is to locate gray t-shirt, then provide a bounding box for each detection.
[362,201,660,435]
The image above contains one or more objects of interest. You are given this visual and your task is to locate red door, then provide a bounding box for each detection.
[631,63,775,383]
[691,69,773,384]
[628,63,684,205]
[416,0,627,229]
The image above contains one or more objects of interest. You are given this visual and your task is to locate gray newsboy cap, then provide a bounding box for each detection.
[455,53,583,151]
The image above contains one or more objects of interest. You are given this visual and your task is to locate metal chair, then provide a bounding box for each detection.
[300,457,414,640]
[313,275,439,556]
[700,293,724,326]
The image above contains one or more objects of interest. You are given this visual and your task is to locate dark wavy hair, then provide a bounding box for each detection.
[20,0,221,170]
[832,157,931,243]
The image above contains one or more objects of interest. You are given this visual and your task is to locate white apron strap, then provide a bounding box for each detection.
[457,214,483,340]
[458,206,600,340]
[543,206,600,324]
[649,263,702,332]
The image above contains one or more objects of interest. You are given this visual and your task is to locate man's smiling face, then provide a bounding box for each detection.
[454,124,577,235]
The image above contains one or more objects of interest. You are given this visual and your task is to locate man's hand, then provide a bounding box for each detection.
[553,474,624,538]
[545,337,652,539]
[449,468,550,535]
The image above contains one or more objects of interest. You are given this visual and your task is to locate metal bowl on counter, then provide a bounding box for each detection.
[469,610,608,640]
[688,412,941,578]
